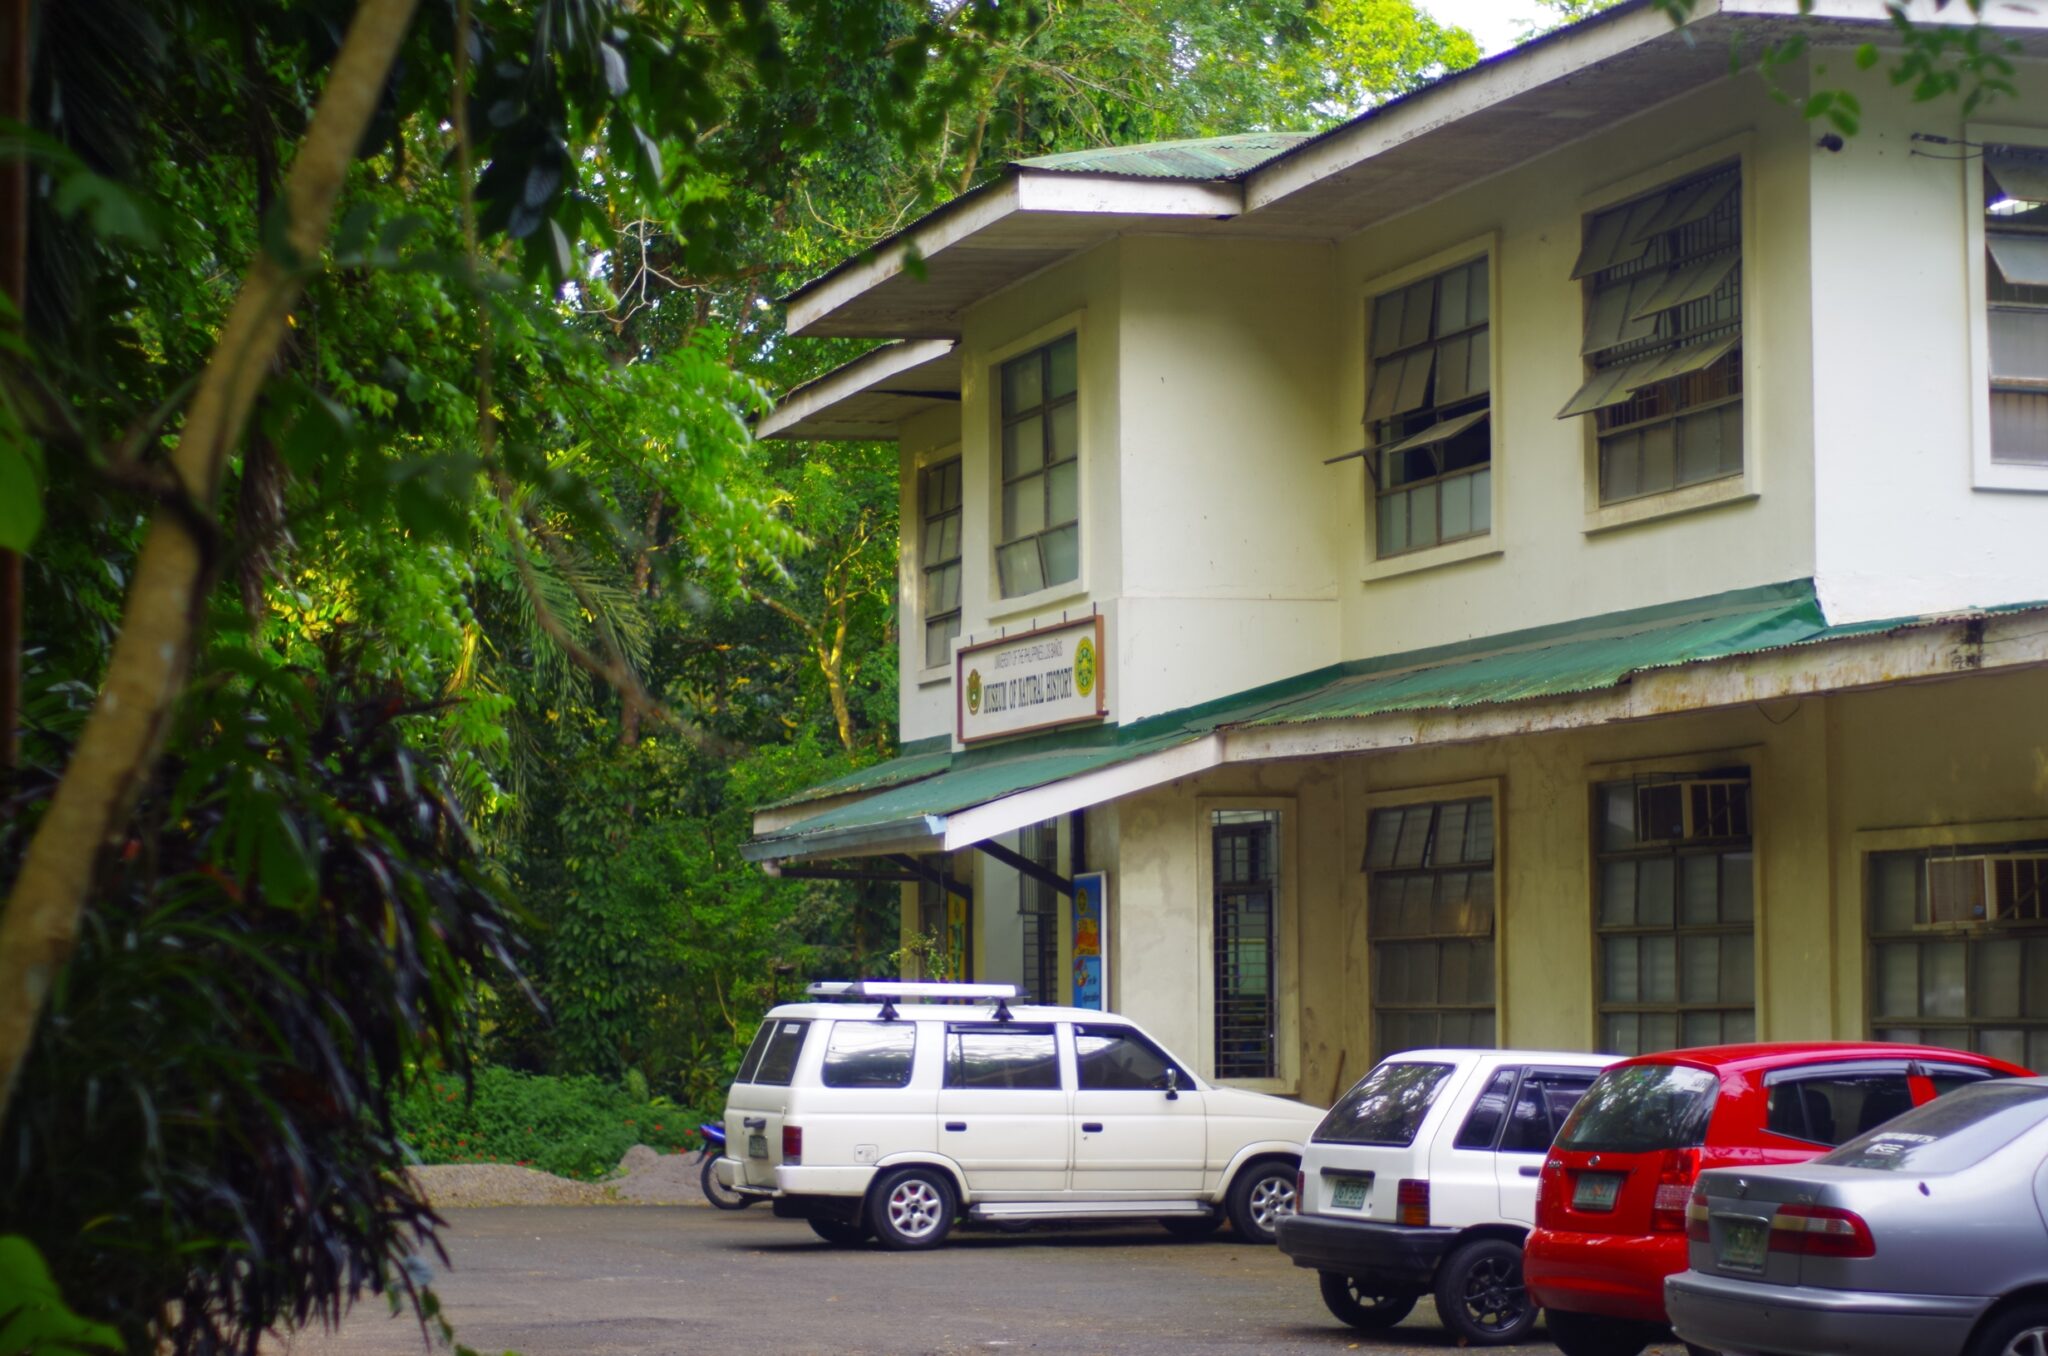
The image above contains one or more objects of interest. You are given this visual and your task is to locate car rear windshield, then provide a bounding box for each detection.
[1314,1061,1454,1146]
[1557,1063,1718,1153]
[1819,1081,2048,1174]
[735,1018,810,1086]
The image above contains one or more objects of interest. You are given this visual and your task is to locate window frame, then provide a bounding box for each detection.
[1966,123,2048,493]
[942,1022,1066,1091]
[1363,791,1501,1060]
[915,453,963,676]
[1194,795,1299,1094]
[1570,137,1762,536]
[990,327,1083,607]
[1357,235,1505,582]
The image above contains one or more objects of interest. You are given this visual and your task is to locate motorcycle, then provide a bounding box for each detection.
[696,1122,753,1210]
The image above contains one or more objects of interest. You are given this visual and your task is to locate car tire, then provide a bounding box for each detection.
[807,1215,871,1246]
[1317,1271,1419,1330]
[1161,1212,1226,1240]
[1968,1304,2048,1356]
[1433,1237,1536,1346]
[1545,1308,1656,1356]
[701,1155,751,1210]
[868,1166,956,1251]
[1225,1158,1297,1244]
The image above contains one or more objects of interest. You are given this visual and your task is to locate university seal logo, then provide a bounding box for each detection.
[966,668,982,715]
[1073,637,1097,698]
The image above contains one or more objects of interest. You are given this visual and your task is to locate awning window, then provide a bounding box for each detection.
[1583,279,1660,355]
[1364,347,1437,421]
[1988,231,2048,288]
[1376,408,1490,460]
[1988,151,2048,207]
[1572,193,1666,279]
[1556,334,1737,420]
[1625,252,1739,322]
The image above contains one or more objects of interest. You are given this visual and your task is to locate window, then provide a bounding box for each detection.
[1869,841,2048,1067]
[737,1018,810,1086]
[1313,1060,1454,1146]
[944,1025,1061,1090]
[1822,1081,2048,1173]
[1594,772,1755,1055]
[1764,1070,1914,1147]
[1366,256,1491,556]
[995,334,1079,597]
[1559,1063,1719,1152]
[822,1021,918,1089]
[1017,822,1060,1005]
[1500,1069,1601,1153]
[1213,809,1280,1079]
[1454,1068,1519,1150]
[914,856,969,981]
[1364,797,1496,1059]
[1983,147,2048,466]
[918,458,962,668]
[1075,1025,1184,1092]
[1561,162,1743,503]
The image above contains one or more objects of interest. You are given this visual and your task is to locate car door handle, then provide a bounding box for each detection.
[1081,1122,1104,1133]
[944,1121,967,1132]
[1519,1166,1541,1178]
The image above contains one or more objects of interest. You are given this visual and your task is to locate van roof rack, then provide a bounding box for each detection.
[806,980,1020,1022]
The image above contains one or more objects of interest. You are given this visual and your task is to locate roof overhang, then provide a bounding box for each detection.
[757,339,961,441]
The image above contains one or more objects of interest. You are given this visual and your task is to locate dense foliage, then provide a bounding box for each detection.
[395,1066,701,1180]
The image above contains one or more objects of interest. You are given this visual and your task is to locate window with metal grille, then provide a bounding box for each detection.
[995,335,1079,596]
[1364,256,1491,557]
[1017,823,1061,1006]
[918,458,962,669]
[1364,797,1497,1059]
[1560,162,1743,503]
[1981,148,2048,466]
[1869,842,2048,1068]
[1213,810,1279,1080]
[1594,771,1755,1055]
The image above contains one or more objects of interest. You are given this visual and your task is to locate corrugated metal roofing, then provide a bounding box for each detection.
[1016,132,1316,182]
[746,581,2044,860]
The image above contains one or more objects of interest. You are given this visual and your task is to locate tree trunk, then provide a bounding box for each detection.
[0,0,422,1124]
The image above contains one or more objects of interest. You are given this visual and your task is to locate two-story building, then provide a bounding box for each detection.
[744,0,2048,1105]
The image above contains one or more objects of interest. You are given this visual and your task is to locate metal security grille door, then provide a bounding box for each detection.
[1018,823,1060,1005]
[1594,773,1756,1055]
[1365,797,1497,1059]
[1870,842,2048,1067]
[1213,811,1279,1079]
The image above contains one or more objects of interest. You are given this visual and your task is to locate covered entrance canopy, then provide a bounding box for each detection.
[744,580,2048,867]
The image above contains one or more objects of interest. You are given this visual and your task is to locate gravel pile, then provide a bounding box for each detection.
[410,1146,712,1209]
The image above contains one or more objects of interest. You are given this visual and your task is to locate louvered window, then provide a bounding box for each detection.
[919,458,962,669]
[1364,257,1492,556]
[1982,148,2048,466]
[1364,797,1497,1059]
[1213,810,1279,1079]
[1561,163,1744,503]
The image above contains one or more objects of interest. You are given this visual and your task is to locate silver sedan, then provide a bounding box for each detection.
[1666,1076,2048,1356]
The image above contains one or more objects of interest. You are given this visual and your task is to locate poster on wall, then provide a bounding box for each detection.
[1071,871,1109,1011]
[946,893,969,981]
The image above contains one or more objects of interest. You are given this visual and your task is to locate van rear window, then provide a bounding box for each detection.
[1314,1061,1453,1146]
[737,1019,810,1086]
[1558,1063,1718,1152]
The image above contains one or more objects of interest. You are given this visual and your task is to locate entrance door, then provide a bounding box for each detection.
[935,1023,1071,1197]
[1070,1023,1206,1194]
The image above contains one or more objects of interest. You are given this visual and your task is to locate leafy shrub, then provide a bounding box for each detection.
[396,1065,703,1180]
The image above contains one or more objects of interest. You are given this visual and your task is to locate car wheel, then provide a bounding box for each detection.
[701,1155,751,1210]
[868,1166,956,1251]
[1434,1237,1536,1346]
[807,1215,870,1246]
[1161,1212,1226,1240]
[1317,1271,1418,1331]
[1970,1304,2048,1356]
[1226,1159,1297,1244]
[1545,1308,1656,1356]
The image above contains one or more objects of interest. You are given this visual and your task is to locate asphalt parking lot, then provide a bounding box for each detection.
[274,1206,1689,1356]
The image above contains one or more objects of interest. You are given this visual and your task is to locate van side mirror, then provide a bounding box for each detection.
[1164,1068,1180,1101]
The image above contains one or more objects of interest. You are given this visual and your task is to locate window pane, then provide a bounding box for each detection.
[1642,420,1677,493]
[939,514,960,562]
[1976,940,2023,1018]
[1605,935,1640,1002]
[1002,352,1042,412]
[1603,431,1641,501]
[1048,460,1079,526]
[1371,290,1406,358]
[1003,477,1044,539]
[1379,487,1409,555]
[925,619,951,669]
[1604,1011,1639,1056]
[1872,855,1920,932]
[934,563,960,612]
[1682,1010,1724,1047]
[1467,328,1491,396]
[1470,467,1492,534]
[1441,472,1472,540]
[1682,933,1721,1003]
[1041,524,1079,586]
[921,519,945,561]
[1877,942,1921,1019]
[1638,857,1676,926]
[997,539,1044,597]
[1925,941,1968,1018]
[1722,934,1754,1004]
[946,1027,1060,1089]
[1074,1026,1178,1091]
[2026,938,2048,1017]
[1681,853,1720,924]
[1437,334,1473,403]
[1721,852,1754,922]
[1992,389,2048,466]
[1048,400,1079,463]
[1465,259,1489,325]
[1643,934,1678,1003]
[1410,481,1439,549]
[1394,806,1433,867]
[1400,278,1434,348]
[1004,414,1044,477]
[822,1021,917,1089]
[1602,859,1637,926]
[751,1019,810,1086]
[1047,335,1078,399]
[1440,264,1471,333]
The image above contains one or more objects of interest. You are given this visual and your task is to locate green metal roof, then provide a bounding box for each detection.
[745,581,2039,861]
[1015,133,1315,182]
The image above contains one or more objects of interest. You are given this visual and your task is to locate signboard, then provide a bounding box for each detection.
[956,615,1106,744]
[1070,871,1109,1010]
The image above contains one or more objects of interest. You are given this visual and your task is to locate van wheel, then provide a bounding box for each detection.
[1434,1237,1535,1345]
[869,1167,956,1251]
[1317,1272,1418,1330]
[1226,1159,1297,1244]
[807,1215,870,1246]
[1545,1309,1656,1356]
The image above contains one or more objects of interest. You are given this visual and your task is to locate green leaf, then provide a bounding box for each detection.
[0,1235,123,1353]
[1855,42,1880,70]
[51,169,159,248]
[0,441,43,552]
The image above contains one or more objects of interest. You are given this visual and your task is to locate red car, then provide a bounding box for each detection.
[1523,1042,2028,1356]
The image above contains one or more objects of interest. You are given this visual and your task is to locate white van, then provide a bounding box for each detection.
[1276,1048,1619,1345]
[715,981,1324,1250]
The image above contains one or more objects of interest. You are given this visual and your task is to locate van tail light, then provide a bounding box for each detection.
[1651,1148,1699,1233]
[1684,1187,1711,1243]
[1296,1170,1308,1214]
[1770,1203,1875,1259]
[782,1126,802,1166]
[1397,1179,1430,1227]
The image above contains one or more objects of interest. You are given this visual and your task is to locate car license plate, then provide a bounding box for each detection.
[1328,1174,1371,1210]
[1572,1172,1625,1212]
[748,1133,768,1159]
[1717,1217,1769,1272]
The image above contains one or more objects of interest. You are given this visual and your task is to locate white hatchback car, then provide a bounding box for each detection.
[1276,1048,1619,1345]
[715,981,1324,1250]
